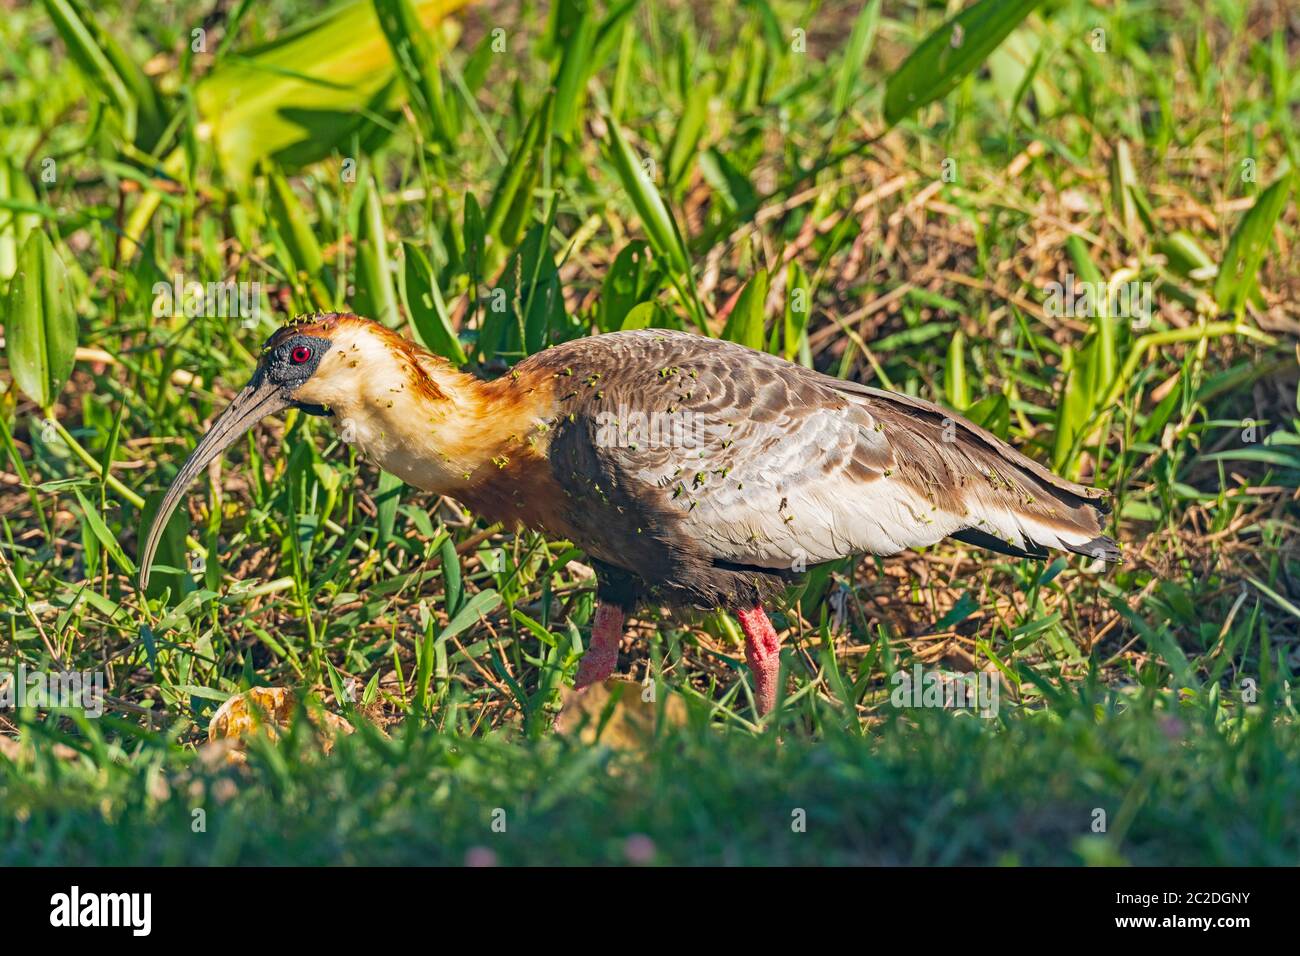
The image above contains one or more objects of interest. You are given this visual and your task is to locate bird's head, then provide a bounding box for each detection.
[138,313,410,587]
[139,312,551,590]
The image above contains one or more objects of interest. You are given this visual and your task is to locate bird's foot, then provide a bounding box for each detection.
[573,603,626,690]
[736,605,781,716]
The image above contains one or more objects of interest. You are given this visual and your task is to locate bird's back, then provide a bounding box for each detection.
[515,329,1116,606]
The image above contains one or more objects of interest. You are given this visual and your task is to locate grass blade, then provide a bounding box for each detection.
[721,268,768,350]
[833,0,881,117]
[604,114,692,279]
[401,241,466,363]
[41,0,166,148]
[355,175,401,327]
[883,0,1043,127]
[373,0,458,150]
[1214,171,1293,317]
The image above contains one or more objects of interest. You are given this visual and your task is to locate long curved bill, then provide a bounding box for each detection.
[138,375,290,589]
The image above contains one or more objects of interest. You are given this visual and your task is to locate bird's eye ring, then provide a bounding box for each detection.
[290,346,313,364]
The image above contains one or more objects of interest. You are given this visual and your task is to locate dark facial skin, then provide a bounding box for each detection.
[262,333,333,415]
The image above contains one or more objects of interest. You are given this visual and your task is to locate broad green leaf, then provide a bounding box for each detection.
[965,393,1010,440]
[376,470,404,548]
[1053,344,1092,476]
[74,489,134,576]
[782,261,811,362]
[1067,236,1116,403]
[697,147,756,215]
[934,591,979,630]
[1214,171,1293,317]
[5,230,76,408]
[598,240,659,333]
[439,588,502,645]
[619,300,661,331]
[439,535,462,616]
[883,0,1043,127]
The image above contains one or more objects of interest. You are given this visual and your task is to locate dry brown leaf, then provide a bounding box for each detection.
[0,734,80,763]
[208,687,353,760]
[554,678,687,749]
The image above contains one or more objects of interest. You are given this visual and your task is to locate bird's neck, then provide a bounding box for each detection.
[300,331,554,502]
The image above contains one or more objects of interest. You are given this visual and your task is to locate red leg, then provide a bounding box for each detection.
[735,605,781,715]
[574,603,626,689]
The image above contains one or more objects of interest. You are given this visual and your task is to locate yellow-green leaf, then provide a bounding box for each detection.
[0,159,39,281]
[196,0,469,189]
[944,328,969,410]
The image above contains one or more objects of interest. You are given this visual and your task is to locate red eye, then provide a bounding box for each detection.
[290,346,313,364]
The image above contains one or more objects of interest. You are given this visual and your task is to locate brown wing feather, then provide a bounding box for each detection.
[514,330,1117,605]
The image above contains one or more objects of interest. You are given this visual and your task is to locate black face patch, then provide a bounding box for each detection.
[261,333,331,391]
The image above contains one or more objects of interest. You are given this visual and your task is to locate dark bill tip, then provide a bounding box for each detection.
[138,377,290,590]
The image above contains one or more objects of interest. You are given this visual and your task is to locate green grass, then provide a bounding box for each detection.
[1,0,1298,865]
[7,684,1299,866]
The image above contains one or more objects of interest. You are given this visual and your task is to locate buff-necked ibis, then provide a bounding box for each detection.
[141,313,1119,715]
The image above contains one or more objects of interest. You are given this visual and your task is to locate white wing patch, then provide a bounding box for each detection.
[631,400,961,569]
[636,393,1094,570]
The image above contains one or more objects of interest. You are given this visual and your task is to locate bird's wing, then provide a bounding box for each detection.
[533,330,1114,573]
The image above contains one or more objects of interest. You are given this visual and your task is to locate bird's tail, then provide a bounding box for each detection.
[844,383,1122,564]
[949,497,1119,563]
[944,445,1121,564]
